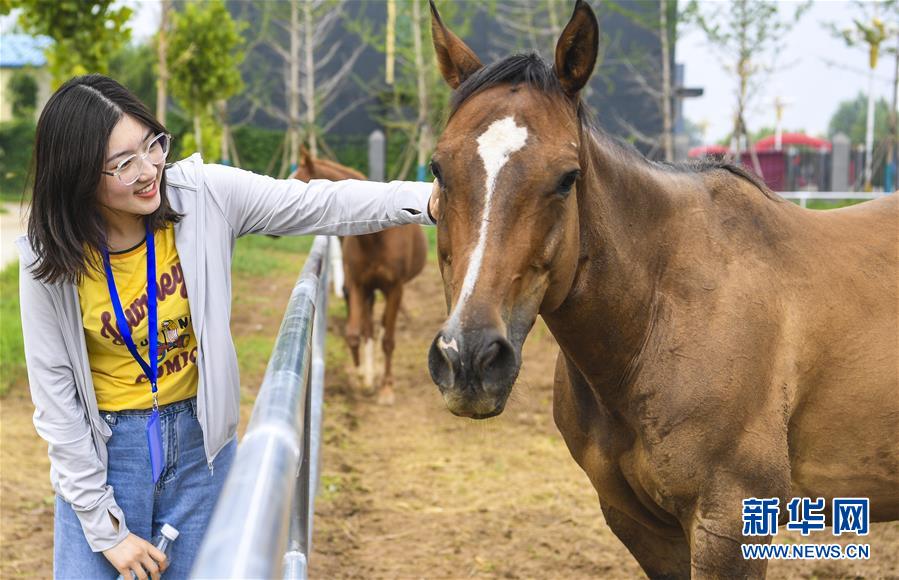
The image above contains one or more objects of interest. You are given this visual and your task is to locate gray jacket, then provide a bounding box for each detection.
[17,154,434,552]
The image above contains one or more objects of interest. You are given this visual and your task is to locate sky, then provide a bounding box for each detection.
[4,1,897,145]
[677,1,897,143]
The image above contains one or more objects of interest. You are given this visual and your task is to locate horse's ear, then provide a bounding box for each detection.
[430,0,483,89]
[300,145,314,172]
[554,0,599,96]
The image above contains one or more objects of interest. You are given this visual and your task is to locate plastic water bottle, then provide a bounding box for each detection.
[115,523,179,579]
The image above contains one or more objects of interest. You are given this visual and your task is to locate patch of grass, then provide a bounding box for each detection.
[425,226,438,259]
[795,199,866,210]
[0,262,25,396]
[324,332,349,368]
[234,335,275,381]
[231,234,315,277]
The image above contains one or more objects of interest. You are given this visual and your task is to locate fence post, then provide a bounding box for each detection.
[369,130,386,182]
[831,133,850,192]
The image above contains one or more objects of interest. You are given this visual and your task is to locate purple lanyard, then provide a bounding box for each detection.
[101,219,164,482]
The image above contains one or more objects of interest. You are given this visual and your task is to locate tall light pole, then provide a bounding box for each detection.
[771,95,793,151]
[842,15,888,191]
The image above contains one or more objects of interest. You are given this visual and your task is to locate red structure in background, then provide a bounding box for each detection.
[687,144,731,159]
[688,133,833,192]
[739,151,787,190]
[754,133,831,152]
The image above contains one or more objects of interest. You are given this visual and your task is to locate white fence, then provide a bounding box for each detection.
[192,236,330,579]
[779,191,889,208]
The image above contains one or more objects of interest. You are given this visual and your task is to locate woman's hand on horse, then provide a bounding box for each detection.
[102,533,168,580]
[429,179,440,222]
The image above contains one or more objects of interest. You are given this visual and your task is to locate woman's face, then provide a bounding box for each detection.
[96,114,163,223]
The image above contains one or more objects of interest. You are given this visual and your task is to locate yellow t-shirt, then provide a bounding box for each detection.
[79,223,199,411]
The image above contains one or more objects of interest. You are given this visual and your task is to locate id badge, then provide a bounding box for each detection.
[147,409,165,482]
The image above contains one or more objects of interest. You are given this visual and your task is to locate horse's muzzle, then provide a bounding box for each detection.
[427,326,520,419]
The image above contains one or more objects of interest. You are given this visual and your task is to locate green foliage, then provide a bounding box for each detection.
[13,0,132,86]
[232,125,284,176]
[168,0,246,117]
[345,0,475,179]
[827,93,892,145]
[108,42,157,114]
[7,69,38,118]
[0,119,36,200]
[686,0,810,60]
[178,112,222,161]
[0,262,25,396]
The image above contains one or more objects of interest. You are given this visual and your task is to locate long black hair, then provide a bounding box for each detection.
[26,74,181,284]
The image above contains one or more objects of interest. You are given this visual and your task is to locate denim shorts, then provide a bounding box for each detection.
[53,398,236,579]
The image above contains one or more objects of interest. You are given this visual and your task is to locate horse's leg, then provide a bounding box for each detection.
[600,502,691,580]
[344,284,363,371]
[687,478,783,579]
[376,284,403,406]
[362,289,376,391]
[553,352,691,578]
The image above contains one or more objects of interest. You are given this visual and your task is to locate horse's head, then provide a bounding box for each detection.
[290,146,367,181]
[427,0,598,418]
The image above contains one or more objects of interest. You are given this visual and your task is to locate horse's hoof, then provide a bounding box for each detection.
[377,388,396,406]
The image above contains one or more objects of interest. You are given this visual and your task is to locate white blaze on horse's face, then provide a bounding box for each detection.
[445,116,529,331]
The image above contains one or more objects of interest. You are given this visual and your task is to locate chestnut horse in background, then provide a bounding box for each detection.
[292,150,427,405]
[426,1,898,577]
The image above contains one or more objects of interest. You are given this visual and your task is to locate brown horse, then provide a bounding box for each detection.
[292,151,427,404]
[426,1,898,577]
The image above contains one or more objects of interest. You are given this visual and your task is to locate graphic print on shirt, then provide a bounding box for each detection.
[94,261,196,384]
[79,224,200,411]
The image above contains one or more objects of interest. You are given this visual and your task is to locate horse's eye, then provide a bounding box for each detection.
[556,170,580,195]
[430,160,443,184]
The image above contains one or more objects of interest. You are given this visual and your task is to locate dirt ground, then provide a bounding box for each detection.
[2,259,897,578]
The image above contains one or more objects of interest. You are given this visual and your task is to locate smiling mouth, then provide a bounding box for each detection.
[134,181,157,196]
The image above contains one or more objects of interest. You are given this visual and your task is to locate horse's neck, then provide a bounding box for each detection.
[313,160,366,181]
[543,133,681,400]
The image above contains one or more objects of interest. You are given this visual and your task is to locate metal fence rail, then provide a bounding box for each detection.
[193,236,330,579]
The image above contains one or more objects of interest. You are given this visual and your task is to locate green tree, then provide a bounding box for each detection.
[12,0,132,86]
[347,1,476,180]
[7,69,38,118]
[108,43,157,114]
[168,0,245,157]
[687,0,810,171]
[828,93,891,145]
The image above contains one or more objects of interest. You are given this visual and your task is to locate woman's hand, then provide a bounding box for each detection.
[102,533,168,580]
[429,179,440,222]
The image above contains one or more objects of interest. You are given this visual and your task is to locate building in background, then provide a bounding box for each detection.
[0,34,52,123]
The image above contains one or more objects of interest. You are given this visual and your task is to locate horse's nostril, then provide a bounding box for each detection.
[428,333,462,388]
[476,335,517,385]
[477,341,501,371]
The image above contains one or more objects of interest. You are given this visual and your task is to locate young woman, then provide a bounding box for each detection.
[17,74,438,579]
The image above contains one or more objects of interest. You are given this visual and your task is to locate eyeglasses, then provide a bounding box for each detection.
[101,133,172,186]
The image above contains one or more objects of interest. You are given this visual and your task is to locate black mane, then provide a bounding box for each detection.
[450,53,566,117]
[448,52,775,198]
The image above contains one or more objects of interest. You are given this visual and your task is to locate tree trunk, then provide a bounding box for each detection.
[412,0,430,181]
[193,111,203,156]
[659,0,673,162]
[288,0,301,172]
[386,0,396,85]
[303,0,317,159]
[156,0,171,124]
[218,100,230,165]
[891,36,898,191]
[546,0,562,40]
[864,64,876,191]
